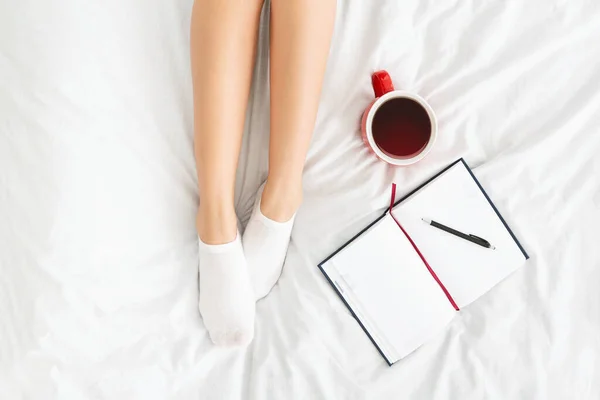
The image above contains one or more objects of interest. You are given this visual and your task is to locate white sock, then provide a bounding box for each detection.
[198,232,255,347]
[242,185,296,300]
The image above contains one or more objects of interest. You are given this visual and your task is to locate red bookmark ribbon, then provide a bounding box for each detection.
[388,183,459,311]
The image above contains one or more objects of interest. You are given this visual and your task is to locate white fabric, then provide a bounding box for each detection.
[198,233,255,347]
[1,1,600,399]
[243,184,295,300]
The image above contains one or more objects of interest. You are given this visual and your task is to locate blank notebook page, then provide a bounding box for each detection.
[392,162,527,308]
[329,215,456,360]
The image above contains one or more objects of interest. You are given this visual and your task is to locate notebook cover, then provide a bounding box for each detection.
[317,158,529,365]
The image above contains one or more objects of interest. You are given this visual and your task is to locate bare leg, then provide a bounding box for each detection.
[191,0,263,244]
[262,0,336,220]
[190,0,263,346]
[242,0,336,300]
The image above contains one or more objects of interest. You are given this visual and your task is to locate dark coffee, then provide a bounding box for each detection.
[371,98,432,159]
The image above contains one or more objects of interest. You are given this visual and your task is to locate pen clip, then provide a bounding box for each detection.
[468,234,490,246]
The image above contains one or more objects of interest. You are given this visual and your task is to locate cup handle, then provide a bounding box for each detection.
[372,70,395,98]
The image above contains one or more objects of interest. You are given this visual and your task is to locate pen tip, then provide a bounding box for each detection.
[491,245,496,250]
[421,218,431,224]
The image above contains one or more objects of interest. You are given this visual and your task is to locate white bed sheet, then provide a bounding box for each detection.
[2,1,600,399]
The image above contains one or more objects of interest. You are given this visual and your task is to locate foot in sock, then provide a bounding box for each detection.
[242,181,299,300]
[197,209,255,347]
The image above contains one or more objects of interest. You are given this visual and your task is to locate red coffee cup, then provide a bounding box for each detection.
[361,70,437,166]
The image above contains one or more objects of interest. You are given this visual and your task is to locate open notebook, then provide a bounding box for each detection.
[319,159,528,365]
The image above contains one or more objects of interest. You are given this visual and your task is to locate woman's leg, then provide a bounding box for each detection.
[190,0,263,345]
[243,0,336,299]
[265,0,336,219]
[192,0,262,244]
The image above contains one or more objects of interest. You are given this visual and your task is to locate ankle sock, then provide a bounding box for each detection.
[242,184,296,300]
[198,232,255,346]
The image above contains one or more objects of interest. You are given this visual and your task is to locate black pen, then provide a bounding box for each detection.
[422,218,496,250]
